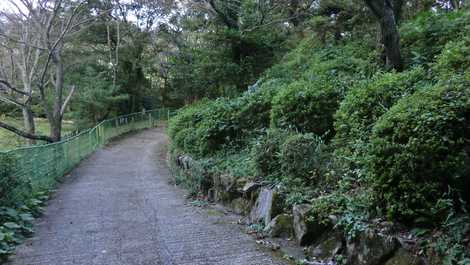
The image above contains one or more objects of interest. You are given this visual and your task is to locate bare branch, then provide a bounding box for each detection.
[60,85,76,116]
[0,79,29,96]
[0,94,26,108]
[0,32,48,51]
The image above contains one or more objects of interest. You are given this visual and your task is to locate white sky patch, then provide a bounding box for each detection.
[0,0,29,14]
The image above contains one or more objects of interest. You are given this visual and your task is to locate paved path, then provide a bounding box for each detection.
[10,128,286,265]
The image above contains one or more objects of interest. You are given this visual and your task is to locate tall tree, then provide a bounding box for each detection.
[0,5,43,144]
[0,0,93,142]
[365,0,404,70]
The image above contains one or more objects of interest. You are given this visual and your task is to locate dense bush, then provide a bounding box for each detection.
[236,80,279,132]
[251,129,294,178]
[168,82,280,156]
[167,100,206,143]
[334,67,427,162]
[367,77,470,221]
[401,9,470,66]
[271,78,341,136]
[432,37,470,79]
[279,133,326,183]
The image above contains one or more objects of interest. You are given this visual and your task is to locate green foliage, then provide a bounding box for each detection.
[334,67,427,167]
[367,77,470,221]
[251,129,293,178]
[279,133,326,183]
[271,78,341,136]
[166,7,470,257]
[67,65,129,127]
[269,41,378,137]
[0,154,20,206]
[400,9,470,66]
[168,84,278,157]
[0,192,48,262]
[167,100,208,154]
[432,37,470,79]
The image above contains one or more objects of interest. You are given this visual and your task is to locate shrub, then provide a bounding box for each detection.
[167,100,207,147]
[432,37,470,80]
[271,77,341,136]
[400,9,470,66]
[279,133,326,183]
[334,67,427,162]
[168,82,280,157]
[251,129,293,178]
[237,80,280,132]
[366,77,470,221]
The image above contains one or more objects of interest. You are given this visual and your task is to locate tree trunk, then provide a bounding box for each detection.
[21,107,36,145]
[50,54,64,142]
[365,0,403,71]
[381,3,402,70]
[50,118,62,142]
[289,0,301,27]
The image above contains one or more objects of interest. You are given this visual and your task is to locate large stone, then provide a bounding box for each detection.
[384,248,423,265]
[176,155,193,170]
[212,174,243,203]
[263,214,294,238]
[309,231,344,261]
[346,229,399,265]
[250,188,281,226]
[230,197,251,215]
[293,204,329,246]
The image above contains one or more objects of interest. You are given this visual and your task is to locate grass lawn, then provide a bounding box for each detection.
[0,116,76,151]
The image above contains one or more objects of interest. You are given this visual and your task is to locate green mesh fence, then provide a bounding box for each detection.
[0,108,173,207]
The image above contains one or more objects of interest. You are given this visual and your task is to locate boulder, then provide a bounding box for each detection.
[250,188,281,225]
[263,214,294,238]
[309,231,344,261]
[384,248,423,265]
[176,155,192,170]
[212,174,243,203]
[346,229,399,265]
[293,204,329,246]
[230,197,251,215]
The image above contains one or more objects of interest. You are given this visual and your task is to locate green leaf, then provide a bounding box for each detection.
[3,222,21,230]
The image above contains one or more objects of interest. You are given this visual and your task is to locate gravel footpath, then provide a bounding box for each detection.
[9,128,286,265]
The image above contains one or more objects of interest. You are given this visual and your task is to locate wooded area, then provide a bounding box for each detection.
[1,0,469,264]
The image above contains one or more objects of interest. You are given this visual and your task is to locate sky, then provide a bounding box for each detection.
[0,0,25,11]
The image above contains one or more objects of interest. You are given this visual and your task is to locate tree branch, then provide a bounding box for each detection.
[0,94,26,108]
[0,79,29,96]
[60,85,75,116]
[0,120,53,142]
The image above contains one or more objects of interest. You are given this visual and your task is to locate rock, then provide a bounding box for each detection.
[309,231,344,261]
[230,197,251,215]
[212,174,242,203]
[250,188,281,226]
[207,188,216,201]
[176,155,192,170]
[346,229,399,265]
[263,214,293,238]
[384,248,423,265]
[241,181,261,194]
[293,204,329,246]
[255,240,281,251]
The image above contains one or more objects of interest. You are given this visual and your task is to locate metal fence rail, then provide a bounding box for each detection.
[0,108,172,206]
